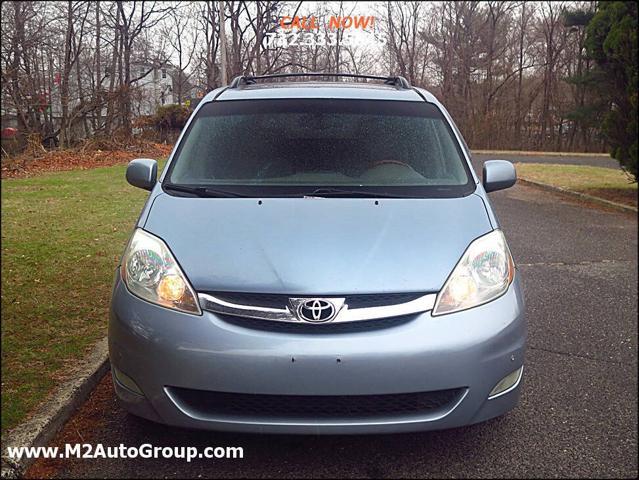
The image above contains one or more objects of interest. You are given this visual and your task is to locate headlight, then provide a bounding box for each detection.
[121,229,201,315]
[433,229,515,316]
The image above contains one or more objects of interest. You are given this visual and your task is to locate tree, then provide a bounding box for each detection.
[59,1,91,148]
[585,1,638,180]
[114,1,173,136]
[164,4,199,104]
[384,1,427,86]
[219,0,228,84]
[561,4,600,152]
[0,0,624,155]
[195,1,220,90]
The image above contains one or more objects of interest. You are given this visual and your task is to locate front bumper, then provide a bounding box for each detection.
[108,272,526,434]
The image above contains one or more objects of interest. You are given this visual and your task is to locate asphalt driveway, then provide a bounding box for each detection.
[27,181,638,478]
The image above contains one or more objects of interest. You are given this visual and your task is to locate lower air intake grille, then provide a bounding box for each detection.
[167,387,465,420]
[219,314,414,333]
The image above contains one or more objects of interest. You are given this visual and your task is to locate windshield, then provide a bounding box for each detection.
[165,99,474,197]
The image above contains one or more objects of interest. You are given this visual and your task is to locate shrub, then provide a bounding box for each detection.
[153,104,191,130]
[585,1,638,181]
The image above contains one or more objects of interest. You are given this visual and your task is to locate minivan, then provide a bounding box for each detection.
[109,73,525,434]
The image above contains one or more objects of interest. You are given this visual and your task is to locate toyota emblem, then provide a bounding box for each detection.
[288,297,345,323]
[299,299,335,322]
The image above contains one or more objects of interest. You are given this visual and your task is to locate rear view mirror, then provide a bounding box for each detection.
[126,158,157,191]
[482,160,516,193]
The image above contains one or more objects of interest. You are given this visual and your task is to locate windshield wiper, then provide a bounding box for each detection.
[305,187,413,199]
[163,183,247,198]
[164,184,413,199]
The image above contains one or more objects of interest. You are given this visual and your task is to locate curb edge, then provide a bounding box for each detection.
[518,178,637,213]
[1,338,110,478]
[473,150,610,158]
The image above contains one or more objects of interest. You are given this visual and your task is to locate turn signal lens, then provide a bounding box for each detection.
[158,274,186,302]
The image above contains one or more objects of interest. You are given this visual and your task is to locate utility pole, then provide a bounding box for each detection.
[218,0,228,85]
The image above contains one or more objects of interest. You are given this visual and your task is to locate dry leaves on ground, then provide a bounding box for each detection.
[1,141,173,179]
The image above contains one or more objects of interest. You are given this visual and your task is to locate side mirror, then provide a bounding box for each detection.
[126,158,157,191]
[483,160,516,193]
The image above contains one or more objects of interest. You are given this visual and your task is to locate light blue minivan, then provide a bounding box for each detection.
[109,73,525,434]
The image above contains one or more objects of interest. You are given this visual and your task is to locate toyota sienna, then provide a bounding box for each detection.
[109,73,526,434]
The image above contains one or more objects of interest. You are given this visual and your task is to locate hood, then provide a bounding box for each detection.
[143,193,492,294]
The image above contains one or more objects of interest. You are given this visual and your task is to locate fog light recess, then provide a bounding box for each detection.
[488,366,523,399]
[113,366,144,396]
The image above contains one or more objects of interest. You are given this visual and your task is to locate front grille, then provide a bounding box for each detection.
[210,292,289,309]
[208,292,426,310]
[219,314,414,333]
[345,292,426,309]
[167,387,465,420]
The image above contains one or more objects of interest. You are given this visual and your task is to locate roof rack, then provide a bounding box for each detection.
[228,72,411,89]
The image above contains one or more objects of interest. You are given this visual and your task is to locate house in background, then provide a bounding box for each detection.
[1,61,198,149]
[131,62,174,117]
[131,62,197,117]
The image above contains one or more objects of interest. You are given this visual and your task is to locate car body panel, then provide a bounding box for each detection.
[143,194,493,294]
[109,272,525,434]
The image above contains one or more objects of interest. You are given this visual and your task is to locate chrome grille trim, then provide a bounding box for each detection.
[198,292,437,324]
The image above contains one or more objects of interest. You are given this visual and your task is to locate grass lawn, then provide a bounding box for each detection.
[516,163,638,207]
[1,161,163,436]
